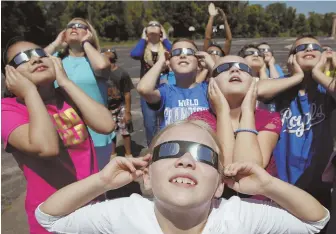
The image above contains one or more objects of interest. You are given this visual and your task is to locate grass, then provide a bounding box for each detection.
[100,39,138,48]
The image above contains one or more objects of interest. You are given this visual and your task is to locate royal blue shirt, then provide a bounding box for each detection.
[266,64,285,78]
[272,83,335,190]
[130,39,172,78]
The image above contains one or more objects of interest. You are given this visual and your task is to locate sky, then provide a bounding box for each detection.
[249,1,336,15]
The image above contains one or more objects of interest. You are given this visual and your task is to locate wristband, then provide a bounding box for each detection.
[234,129,258,137]
[81,40,91,48]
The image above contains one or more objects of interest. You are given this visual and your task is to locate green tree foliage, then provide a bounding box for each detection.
[2,1,335,48]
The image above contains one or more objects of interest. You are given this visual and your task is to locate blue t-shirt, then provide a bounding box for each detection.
[160,71,176,85]
[54,55,115,147]
[266,64,285,78]
[272,84,335,189]
[156,82,209,129]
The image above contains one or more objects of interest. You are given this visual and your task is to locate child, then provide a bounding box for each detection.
[137,39,214,129]
[35,120,329,233]
[1,40,115,233]
[257,35,336,211]
[102,48,135,160]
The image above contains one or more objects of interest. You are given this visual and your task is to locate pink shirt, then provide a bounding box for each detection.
[189,109,282,200]
[1,93,99,234]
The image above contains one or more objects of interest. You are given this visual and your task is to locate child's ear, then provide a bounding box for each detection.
[143,167,152,190]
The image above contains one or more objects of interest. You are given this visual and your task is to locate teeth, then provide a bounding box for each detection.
[172,177,195,185]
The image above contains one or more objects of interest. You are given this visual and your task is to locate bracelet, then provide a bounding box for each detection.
[234,129,258,137]
[81,40,91,48]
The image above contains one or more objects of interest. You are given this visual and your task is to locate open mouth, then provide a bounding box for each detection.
[70,32,78,35]
[303,54,315,59]
[33,65,48,73]
[229,76,242,83]
[169,175,197,187]
[178,61,190,66]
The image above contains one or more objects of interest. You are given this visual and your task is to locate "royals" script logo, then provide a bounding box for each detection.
[280,103,325,137]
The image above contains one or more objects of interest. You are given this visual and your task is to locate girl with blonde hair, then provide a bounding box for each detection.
[130,20,172,145]
[45,17,115,170]
[35,119,329,233]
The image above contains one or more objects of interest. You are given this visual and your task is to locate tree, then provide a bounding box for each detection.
[295,14,311,35]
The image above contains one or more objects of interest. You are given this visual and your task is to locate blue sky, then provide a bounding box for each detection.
[249,1,336,15]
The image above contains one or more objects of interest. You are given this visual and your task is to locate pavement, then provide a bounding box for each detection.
[2,37,336,233]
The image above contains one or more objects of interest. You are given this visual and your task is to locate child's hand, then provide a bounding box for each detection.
[208,78,230,113]
[142,28,147,40]
[195,51,215,71]
[49,56,70,88]
[241,78,257,114]
[99,155,151,191]
[160,25,168,40]
[267,56,276,66]
[208,3,219,16]
[52,30,68,50]
[5,65,36,99]
[218,8,227,21]
[158,51,171,69]
[223,162,274,196]
[313,51,328,72]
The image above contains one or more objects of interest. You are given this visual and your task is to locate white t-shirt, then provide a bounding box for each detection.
[35,194,329,234]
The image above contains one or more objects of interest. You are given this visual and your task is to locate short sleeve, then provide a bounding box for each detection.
[255,109,282,135]
[121,70,134,93]
[155,84,169,112]
[1,98,29,150]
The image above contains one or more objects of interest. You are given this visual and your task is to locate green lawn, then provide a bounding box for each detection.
[100,39,138,48]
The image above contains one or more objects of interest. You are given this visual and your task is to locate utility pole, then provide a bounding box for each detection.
[332,15,336,39]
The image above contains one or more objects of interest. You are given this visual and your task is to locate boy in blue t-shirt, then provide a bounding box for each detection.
[137,39,214,129]
[257,35,336,211]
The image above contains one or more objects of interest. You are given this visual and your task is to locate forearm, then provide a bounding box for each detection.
[83,43,110,71]
[204,16,214,51]
[124,92,131,113]
[40,173,106,216]
[234,112,262,166]
[259,68,269,80]
[262,177,328,222]
[26,89,59,155]
[223,18,232,55]
[60,80,115,134]
[162,39,172,51]
[130,39,146,58]
[268,64,280,79]
[44,42,58,55]
[137,60,163,96]
[257,74,303,101]
[216,110,235,166]
[196,69,209,83]
[312,69,336,100]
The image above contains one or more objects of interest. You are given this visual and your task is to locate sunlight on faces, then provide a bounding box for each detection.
[144,123,224,210]
[214,56,253,100]
[207,46,223,62]
[258,44,272,62]
[295,38,321,71]
[146,21,161,35]
[323,46,333,59]
[170,41,198,75]
[66,19,89,44]
[6,42,55,86]
[244,47,264,71]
